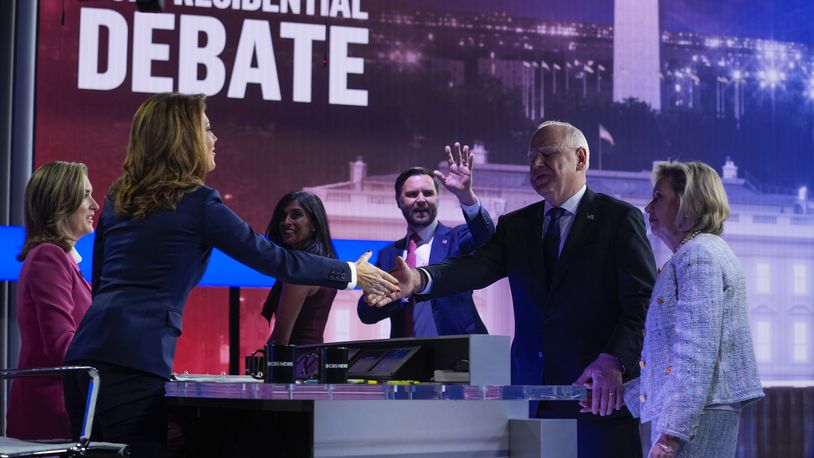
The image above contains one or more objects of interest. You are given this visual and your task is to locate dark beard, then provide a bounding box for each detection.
[402,205,437,228]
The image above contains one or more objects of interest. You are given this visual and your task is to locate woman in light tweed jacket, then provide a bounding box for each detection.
[622,161,763,457]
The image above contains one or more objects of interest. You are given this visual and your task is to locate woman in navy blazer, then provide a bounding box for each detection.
[8,161,98,440]
[617,162,764,457]
[63,93,398,457]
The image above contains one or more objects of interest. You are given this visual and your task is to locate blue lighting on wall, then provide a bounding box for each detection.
[0,226,390,288]
[0,226,24,281]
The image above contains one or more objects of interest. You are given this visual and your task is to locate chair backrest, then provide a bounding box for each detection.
[0,366,99,448]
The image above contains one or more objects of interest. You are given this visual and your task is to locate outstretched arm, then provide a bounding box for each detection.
[357,252,408,323]
[354,251,401,297]
[365,256,421,307]
[365,218,507,307]
[202,190,400,295]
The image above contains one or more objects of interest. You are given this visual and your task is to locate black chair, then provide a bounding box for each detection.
[0,366,129,457]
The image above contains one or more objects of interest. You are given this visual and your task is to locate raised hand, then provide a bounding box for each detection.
[434,142,477,206]
[354,251,400,298]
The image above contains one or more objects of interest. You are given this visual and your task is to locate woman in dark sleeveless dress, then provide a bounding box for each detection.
[262,191,338,344]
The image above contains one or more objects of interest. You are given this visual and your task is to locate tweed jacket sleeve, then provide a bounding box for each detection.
[622,377,641,418]
[654,238,726,440]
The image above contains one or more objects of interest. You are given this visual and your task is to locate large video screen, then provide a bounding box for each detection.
[33,0,814,380]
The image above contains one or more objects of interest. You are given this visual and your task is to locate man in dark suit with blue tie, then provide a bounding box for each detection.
[357,143,494,337]
[367,122,657,458]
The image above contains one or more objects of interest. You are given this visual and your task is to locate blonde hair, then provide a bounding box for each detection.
[653,161,730,235]
[109,93,210,219]
[18,161,88,261]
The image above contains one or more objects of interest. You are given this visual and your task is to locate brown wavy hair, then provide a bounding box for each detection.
[109,93,210,219]
[18,161,88,261]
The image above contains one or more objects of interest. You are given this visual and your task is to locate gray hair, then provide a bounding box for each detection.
[528,120,590,167]
[652,161,730,235]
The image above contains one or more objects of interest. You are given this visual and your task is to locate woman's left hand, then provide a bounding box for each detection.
[648,433,680,458]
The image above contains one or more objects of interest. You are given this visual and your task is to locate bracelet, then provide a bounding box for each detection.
[655,441,674,455]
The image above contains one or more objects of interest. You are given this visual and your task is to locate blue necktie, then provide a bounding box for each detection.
[544,207,565,284]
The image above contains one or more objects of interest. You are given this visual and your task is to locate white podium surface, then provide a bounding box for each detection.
[166,378,581,457]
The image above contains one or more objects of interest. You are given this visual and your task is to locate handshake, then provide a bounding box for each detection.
[355,254,423,307]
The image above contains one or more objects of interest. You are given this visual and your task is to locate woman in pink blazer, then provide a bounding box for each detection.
[7,161,98,440]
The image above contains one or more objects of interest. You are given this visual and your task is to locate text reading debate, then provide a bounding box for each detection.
[78,1,370,106]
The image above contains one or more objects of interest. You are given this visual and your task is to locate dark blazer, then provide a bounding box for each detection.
[357,206,494,337]
[65,186,353,379]
[423,188,656,413]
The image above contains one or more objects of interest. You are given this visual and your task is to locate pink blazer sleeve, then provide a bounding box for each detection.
[24,245,84,361]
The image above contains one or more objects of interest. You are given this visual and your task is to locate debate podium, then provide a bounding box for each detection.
[167,335,580,457]
[167,381,580,457]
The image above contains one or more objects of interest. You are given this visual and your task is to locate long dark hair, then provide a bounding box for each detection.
[265,191,337,258]
[262,191,336,322]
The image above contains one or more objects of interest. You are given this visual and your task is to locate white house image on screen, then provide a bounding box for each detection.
[307,145,814,384]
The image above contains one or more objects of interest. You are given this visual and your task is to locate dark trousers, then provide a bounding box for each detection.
[538,402,642,458]
[64,360,167,458]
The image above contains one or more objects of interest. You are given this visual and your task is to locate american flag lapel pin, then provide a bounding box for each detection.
[587,213,595,220]
[442,239,448,244]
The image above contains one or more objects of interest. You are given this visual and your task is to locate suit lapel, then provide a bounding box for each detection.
[66,252,92,293]
[76,266,91,293]
[548,188,597,293]
[382,239,406,271]
[429,223,452,264]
